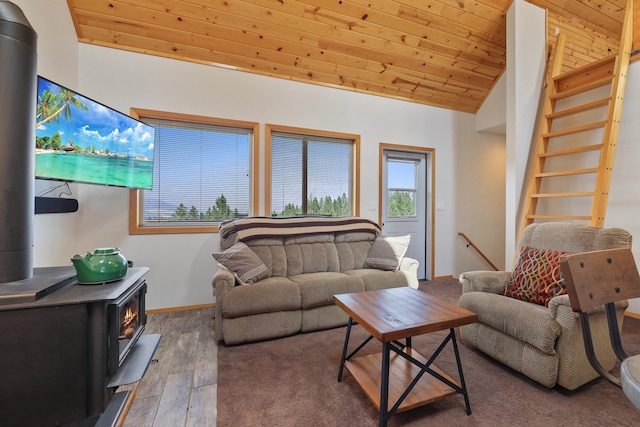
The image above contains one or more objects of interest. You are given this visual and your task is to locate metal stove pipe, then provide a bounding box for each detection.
[0,1,37,282]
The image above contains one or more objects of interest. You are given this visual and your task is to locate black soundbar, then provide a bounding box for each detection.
[34,197,79,214]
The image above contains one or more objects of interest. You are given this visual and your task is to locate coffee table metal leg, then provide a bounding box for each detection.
[338,317,353,382]
[380,341,391,427]
[450,328,472,415]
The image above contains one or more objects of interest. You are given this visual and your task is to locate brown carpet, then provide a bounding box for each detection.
[217,279,640,426]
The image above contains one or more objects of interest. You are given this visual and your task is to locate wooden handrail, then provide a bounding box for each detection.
[458,232,499,271]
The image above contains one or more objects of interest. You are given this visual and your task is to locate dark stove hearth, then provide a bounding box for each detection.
[0,266,160,426]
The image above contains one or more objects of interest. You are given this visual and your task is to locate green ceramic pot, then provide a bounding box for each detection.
[71,247,128,284]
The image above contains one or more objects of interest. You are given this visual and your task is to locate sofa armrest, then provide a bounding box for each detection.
[459,270,512,294]
[547,294,572,317]
[399,257,419,289]
[548,294,629,319]
[212,262,238,342]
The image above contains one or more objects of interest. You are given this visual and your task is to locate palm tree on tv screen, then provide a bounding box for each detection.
[36,88,88,129]
[36,89,58,124]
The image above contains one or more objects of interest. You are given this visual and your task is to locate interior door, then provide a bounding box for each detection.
[382,150,429,279]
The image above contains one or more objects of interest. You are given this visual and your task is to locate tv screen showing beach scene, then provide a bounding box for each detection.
[35,76,155,190]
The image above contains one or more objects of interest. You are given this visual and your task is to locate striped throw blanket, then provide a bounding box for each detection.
[219,216,381,247]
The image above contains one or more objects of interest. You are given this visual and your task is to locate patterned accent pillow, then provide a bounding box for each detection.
[503,246,570,307]
[213,242,269,285]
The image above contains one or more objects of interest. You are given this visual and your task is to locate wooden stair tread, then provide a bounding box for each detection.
[542,121,607,139]
[550,77,612,101]
[525,214,592,221]
[531,192,595,198]
[538,144,603,158]
[553,54,616,83]
[534,168,599,178]
[546,98,610,119]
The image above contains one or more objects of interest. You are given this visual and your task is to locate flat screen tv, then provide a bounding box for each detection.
[35,76,155,190]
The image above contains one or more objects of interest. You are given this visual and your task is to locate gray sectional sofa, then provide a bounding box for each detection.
[211,216,419,345]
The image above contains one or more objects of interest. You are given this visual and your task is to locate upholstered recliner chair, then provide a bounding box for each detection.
[458,222,632,390]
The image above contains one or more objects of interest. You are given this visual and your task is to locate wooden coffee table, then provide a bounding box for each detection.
[334,287,477,427]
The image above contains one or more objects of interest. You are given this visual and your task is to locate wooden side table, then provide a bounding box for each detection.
[334,287,477,427]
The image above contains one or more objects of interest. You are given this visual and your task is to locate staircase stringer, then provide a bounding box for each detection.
[590,0,634,226]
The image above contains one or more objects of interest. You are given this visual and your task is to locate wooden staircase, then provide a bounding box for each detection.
[518,0,634,239]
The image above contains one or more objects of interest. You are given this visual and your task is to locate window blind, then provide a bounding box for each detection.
[142,119,251,224]
[271,132,352,216]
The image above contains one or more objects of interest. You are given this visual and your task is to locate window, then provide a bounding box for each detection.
[129,109,259,234]
[266,124,359,217]
[386,158,417,217]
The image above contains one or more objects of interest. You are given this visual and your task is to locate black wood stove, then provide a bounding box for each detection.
[0,266,160,426]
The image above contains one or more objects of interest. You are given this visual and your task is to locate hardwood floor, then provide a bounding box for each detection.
[122,307,218,427]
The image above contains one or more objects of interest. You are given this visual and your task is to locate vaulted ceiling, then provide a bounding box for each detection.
[65,0,631,113]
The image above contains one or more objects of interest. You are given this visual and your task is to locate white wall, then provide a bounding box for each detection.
[476,73,506,134]
[454,122,506,274]
[607,59,640,313]
[505,0,546,265]
[15,0,507,309]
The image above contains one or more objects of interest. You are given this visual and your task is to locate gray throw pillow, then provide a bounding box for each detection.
[365,235,411,271]
[213,242,269,284]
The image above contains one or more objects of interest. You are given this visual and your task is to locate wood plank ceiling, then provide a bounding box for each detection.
[65,0,628,113]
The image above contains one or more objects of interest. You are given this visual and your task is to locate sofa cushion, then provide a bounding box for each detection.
[335,231,376,271]
[301,304,351,333]
[249,243,287,278]
[459,322,560,388]
[458,291,562,355]
[221,277,301,318]
[503,246,569,307]
[365,235,410,271]
[344,269,408,291]
[289,272,365,309]
[285,241,340,276]
[222,311,302,345]
[213,242,270,284]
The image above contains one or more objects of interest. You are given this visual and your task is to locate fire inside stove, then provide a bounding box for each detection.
[108,281,147,376]
[120,297,140,339]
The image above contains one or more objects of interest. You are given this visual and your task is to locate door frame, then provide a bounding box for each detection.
[378,143,435,280]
